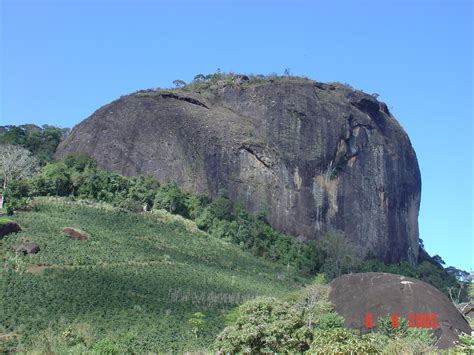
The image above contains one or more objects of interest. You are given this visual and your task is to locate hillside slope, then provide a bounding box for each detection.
[0,198,305,352]
[56,75,421,264]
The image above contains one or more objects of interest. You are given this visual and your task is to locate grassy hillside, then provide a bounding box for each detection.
[1,198,307,352]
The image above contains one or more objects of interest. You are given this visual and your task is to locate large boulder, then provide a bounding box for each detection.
[0,219,22,239]
[56,77,421,264]
[329,272,472,349]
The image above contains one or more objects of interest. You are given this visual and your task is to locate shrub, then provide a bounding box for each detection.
[213,297,312,352]
[64,152,97,172]
[377,314,410,338]
[376,333,437,354]
[372,316,437,353]
[310,328,378,353]
[154,182,188,216]
[317,311,345,330]
[215,279,339,352]
[457,333,474,352]
[188,312,206,338]
[319,231,362,279]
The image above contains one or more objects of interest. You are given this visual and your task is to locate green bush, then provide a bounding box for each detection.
[309,328,378,353]
[317,311,345,330]
[64,152,97,172]
[371,316,436,353]
[154,182,188,216]
[213,297,312,352]
[374,332,437,354]
[214,280,340,352]
[457,333,474,352]
[188,312,206,338]
[377,315,410,338]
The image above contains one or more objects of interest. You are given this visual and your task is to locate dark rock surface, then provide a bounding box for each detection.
[329,272,472,349]
[16,242,40,255]
[56,77,421,263]
[63,227,89,241]
[457,302,474,319]
[0,221,22,239]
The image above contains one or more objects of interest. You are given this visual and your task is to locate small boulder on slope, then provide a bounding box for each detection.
[16,242,40,255]
[0,219,22,239]
[63,227,89,241]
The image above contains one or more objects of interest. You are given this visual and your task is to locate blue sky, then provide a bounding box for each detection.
[1,0,472,271]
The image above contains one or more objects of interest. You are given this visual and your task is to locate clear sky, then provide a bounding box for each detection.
[1,0,472,271]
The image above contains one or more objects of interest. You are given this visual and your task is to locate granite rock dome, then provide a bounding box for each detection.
[56,76,421,263]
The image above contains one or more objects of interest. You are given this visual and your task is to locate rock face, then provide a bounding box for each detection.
[56,77,421,263]
[329,272,472,349]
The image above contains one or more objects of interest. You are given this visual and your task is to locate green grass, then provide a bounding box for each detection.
[0,198,308,352]
[0,217,12,226]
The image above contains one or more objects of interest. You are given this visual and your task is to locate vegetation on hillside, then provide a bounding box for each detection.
[0,124,69,164]
[213,277,437,353]
[1,119,471,352]
[0,147,468,301]
[134,71,317,99]
[1,198,302,352]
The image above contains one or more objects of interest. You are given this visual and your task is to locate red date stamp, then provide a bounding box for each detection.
[365,312,438,329]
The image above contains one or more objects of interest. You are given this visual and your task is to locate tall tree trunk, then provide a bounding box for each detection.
[1,175,6,209]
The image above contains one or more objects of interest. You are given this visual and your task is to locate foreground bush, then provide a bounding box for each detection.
[310,328,379,353]
[214,279,340,352]
[214,297,312,352]
[214,277,439,354]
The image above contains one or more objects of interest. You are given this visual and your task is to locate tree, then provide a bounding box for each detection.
[154,182,188,216]
[193,74,205,82]
[0,144,38,208]
[63,152,97,172]
[172,79,186,88]
[432,254,445,268]
[0,124,69,163]
[319,231,362,279]
[33,162,71,196]
[468,279,474,301]
[445,266,471,304]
